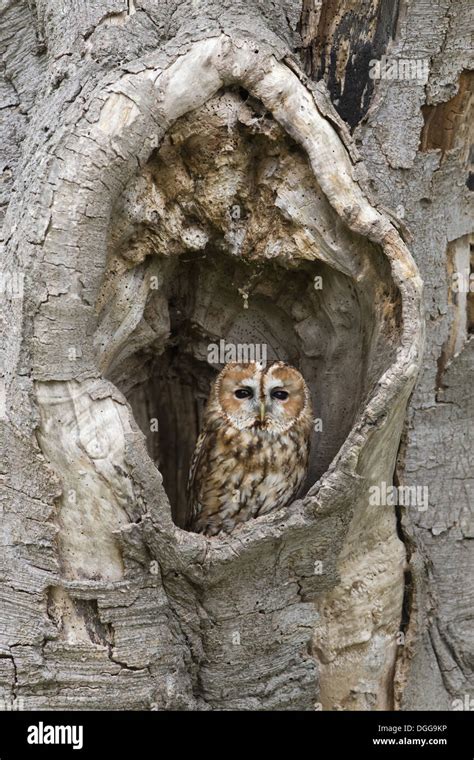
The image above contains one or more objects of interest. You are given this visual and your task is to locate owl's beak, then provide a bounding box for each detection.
[259,401,266,422]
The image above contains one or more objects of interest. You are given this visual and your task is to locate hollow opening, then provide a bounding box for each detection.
[124,252,371,527]
[98,87,401,530]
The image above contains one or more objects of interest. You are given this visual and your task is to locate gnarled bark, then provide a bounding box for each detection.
[0,0,470,711]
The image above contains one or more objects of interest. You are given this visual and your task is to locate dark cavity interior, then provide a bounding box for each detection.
[101,88,401,529]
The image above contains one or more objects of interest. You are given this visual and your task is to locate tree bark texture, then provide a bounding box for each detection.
[0,0,471,711]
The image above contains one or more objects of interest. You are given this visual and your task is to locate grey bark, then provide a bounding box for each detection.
[0,0,471,711]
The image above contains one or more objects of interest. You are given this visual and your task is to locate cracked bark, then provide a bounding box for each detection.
[0,0,471,711]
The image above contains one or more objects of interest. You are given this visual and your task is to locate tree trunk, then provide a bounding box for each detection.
[0,0,471,711]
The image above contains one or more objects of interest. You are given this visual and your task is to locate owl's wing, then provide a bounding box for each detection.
[186,428,212,529]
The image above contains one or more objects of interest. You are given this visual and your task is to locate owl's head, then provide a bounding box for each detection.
[212,361,312,433]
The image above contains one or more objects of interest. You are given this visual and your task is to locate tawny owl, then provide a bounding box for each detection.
[187,361,313,536]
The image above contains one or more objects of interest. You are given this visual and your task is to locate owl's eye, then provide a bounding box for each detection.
[271,389,289,401]
[235,387,253,399]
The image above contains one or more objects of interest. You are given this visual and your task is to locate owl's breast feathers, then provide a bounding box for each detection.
[187,413,313,536]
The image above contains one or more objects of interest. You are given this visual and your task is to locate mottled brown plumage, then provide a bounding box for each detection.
[187,361,313,536]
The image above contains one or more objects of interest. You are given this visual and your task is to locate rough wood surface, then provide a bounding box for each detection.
[0,0,470,712]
